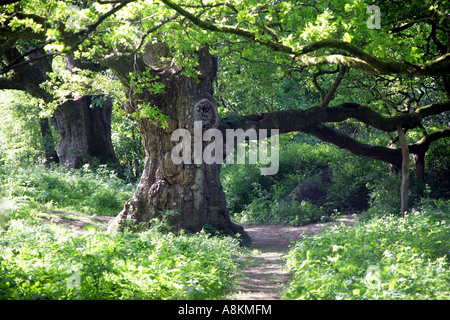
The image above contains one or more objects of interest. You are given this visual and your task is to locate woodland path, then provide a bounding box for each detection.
[228,216,357,300]
[40,211,356,300]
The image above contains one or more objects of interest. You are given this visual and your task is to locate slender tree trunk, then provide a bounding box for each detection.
[413,152,425,182]
[397,125,410,215]
[107,46,250,245]
[50,96,119,168]
[39,117,59,165]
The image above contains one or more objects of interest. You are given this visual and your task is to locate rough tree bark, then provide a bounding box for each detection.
[106,45,250,245]
[1,45,119,168]
[50,95,118,168]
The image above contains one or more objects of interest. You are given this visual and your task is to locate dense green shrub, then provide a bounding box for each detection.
[272,200,331,226]
[364,172,402,218]
[0,91,46,165]
[284,204,450,300]
[221,164,272,216]
[363,170,431,220]
[425,138,450,200]
[324,154,386,213]
[234,182,331,226]
[221,136,341,216]
[0,163,246,300]
[0,219,246,300]
[223,136,394,225]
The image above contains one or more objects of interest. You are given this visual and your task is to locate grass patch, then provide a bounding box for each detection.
[0,164,134,217]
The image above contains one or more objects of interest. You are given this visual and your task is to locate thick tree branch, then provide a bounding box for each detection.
[415,101,450,118]
[218,100,450,167]
[304,123,402,168]
[0,73,23,90]
[409,128,450,154]
[99,52,146,87]
[219,101,443,134]
[1,46,53,100]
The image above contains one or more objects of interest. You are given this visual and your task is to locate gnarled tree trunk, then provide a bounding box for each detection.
[50,95,118,168]
[1,45,118,168]
[106,46,250,245]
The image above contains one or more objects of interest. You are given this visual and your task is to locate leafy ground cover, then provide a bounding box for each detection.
[0,164,247,300]
[0,164,134,217]
[1,163,448,300]
[284,201,450,300]
[0,219,245,300]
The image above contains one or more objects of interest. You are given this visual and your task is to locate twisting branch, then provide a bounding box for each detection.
[133,14,179,54]
[311,66,348,108]
[320,66,348,108]
[159,0,450,76]
[409,129,450,154]
[312,67,340,102]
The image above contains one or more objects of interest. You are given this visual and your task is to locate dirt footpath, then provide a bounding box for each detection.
[228,215,357,300]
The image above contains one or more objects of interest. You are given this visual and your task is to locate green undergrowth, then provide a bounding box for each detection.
[284,200,450,300]
[0,164,134,217]
[0,219,246,300]
[0,164,247,300]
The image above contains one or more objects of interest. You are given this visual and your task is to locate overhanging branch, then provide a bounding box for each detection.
[218,101,450,167]
[160,1,450,76]
[219,101,435,134]
[409,128,450,154]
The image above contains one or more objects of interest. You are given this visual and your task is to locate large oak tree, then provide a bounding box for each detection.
[1,0,449,242]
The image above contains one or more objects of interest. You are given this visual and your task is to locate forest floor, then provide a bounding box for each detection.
[228,215,357,300]
[39,211,357,300]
